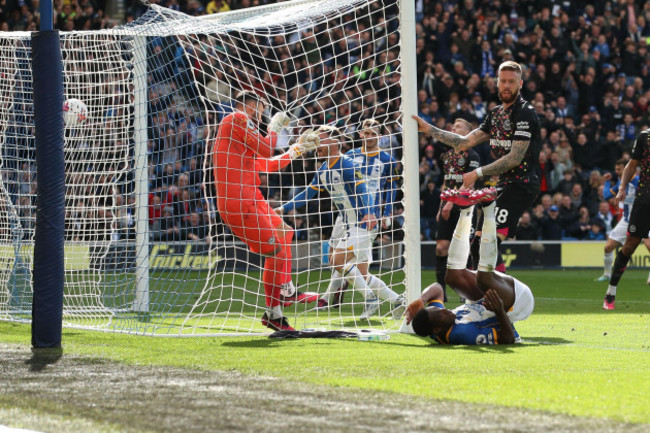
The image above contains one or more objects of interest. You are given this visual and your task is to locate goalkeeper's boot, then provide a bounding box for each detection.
[281,291,319,307]
[602,295,615,310]
[359,296,380,320]
[390,294,406,320]
[440,187,497,209]
[594,274,610,283]
[331,281,348,309]
[261,312,295,331]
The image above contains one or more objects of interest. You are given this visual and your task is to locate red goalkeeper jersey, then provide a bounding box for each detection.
[213,111,290,206]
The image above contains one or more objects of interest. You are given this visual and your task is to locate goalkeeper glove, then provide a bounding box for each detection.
[268,111,291,134]
[287,130,320,159]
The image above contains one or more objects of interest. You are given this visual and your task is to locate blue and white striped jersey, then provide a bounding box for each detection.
[282,155,374,227]
[604,175,639,222]
[425,299,520,345]
[346,148,399,219]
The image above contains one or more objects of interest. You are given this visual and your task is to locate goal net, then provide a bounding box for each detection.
[0,0,417,335]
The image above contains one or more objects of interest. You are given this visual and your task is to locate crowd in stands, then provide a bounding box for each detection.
[413,0,650,242]
[3,0,650,245]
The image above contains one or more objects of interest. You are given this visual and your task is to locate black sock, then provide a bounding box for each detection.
[610,251,631,287]
[436,255,448,301]
[495,237,505,272]
[469,236,480,270]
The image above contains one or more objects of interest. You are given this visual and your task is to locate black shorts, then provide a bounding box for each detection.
[478,183,539,239]
[436,205,460,241]
[627,199,650,239]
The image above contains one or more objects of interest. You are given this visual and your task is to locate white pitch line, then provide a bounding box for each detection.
[0,426,44,433]
[535,297,650,304]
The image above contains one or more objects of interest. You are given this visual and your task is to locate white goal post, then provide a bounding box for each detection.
[0,0,420,335]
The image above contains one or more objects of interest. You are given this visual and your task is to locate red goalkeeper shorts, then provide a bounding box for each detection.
[218,199,284,256]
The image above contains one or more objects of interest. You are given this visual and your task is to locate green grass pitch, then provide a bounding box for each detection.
[1,268,649,427]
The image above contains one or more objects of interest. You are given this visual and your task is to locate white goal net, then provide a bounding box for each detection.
[0,0,418,335]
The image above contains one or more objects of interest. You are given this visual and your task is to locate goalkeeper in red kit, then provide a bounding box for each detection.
[213,90,319,331]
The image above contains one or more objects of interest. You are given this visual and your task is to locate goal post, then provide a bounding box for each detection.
[31,28,66,348]
[0,0,421,336]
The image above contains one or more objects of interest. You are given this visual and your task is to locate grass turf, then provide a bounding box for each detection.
[1,269,649,425]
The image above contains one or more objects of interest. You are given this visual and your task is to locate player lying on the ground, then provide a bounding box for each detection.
[212,90,320,331]
[405,187,535,345]
[316,119,404,319]
[277,125,405,320]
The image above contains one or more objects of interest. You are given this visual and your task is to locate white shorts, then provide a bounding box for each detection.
[507,278,534,323]
[329,223,374,265]
[609,219,629,245]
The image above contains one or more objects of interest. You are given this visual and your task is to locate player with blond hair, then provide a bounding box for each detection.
[316,119,404,318]
[278,125,404,320]
[413,61,541,272]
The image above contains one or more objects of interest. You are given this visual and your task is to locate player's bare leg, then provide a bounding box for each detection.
[329,249,376,318]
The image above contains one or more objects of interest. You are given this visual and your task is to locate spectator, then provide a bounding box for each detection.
[420,179,440,241]
[539,205,563,240]
[515,211,539,240]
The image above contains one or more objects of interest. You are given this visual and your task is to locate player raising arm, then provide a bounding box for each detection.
[213,90,319,332]
[278,125,405,320]
[319,119,404,317]
[413,61,541,270]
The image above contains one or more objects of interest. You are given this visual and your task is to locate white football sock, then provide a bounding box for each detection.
[343,264,373,300]
[367,274,398,302]
[267,305,283,320]
[320,269,343,302]
[603,251,613,277]
[606,285,617,296]
[478,202,497,272]
[448,205,475,269]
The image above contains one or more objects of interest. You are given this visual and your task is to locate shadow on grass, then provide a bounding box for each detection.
[26,347,63,372]
[522,336,573,345]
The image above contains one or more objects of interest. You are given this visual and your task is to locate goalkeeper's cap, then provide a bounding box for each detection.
[235,89,269,107]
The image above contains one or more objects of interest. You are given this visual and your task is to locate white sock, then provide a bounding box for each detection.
[320,269,343,302]
[268,305,283,319]
[606,285,617,296]
[448,205,475,269]
[343,264,373,300]
[478,202,497,272]
[603,251,613,277]
[367,274,398,302]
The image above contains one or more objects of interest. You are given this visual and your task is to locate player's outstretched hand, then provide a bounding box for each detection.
[274,207,284,216]
[404,299,424,325]
[288,129,319,159]
[482,289,505,314]
[411,115,432,133]
[268,111,291,133]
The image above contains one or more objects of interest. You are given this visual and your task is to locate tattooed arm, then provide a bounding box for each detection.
[482,140,530,175]
[412,115,488,152]
[462,140,530,188]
